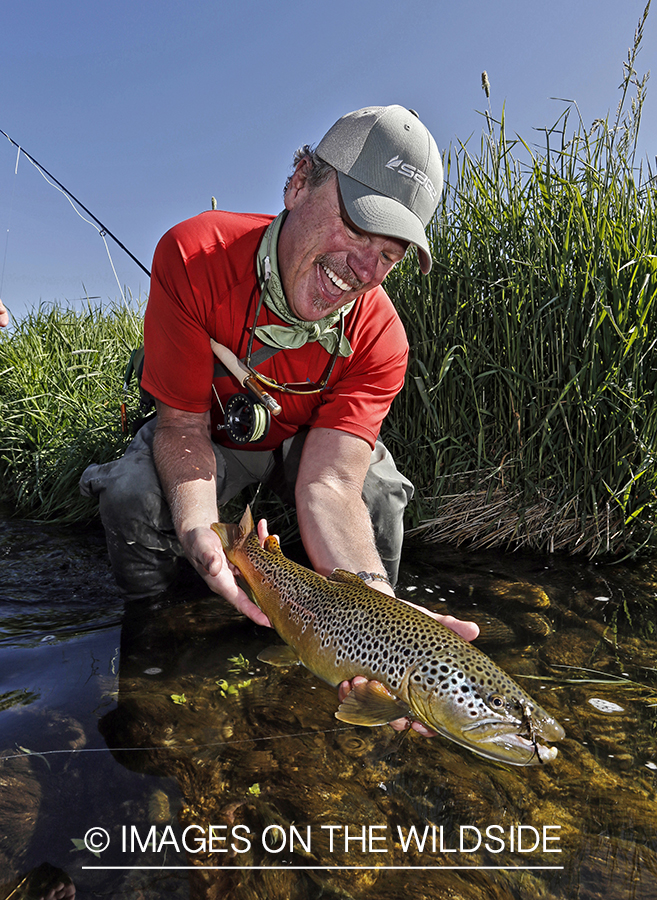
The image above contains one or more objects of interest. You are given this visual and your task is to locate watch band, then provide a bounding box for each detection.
[356,571,391,586]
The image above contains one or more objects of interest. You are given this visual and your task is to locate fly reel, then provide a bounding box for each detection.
[222,392,270,444]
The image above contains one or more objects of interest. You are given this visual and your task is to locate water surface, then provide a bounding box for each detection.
[1,517,656,899]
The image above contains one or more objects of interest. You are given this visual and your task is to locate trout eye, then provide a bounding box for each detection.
[488,693,506,710]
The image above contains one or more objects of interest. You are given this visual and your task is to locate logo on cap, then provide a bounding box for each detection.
[385,156,438,202]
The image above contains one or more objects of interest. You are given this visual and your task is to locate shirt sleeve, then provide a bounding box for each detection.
[141,224,217,412]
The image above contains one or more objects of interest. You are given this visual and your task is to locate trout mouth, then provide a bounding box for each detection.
[425,720,560,766]
[409,710,563,766]
[478,731,559,764]
[408,680,564,766]
[460,715,564,765]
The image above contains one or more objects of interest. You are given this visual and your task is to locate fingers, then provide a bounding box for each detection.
[257,518,269,544]
[434,613,480,642]
[223,587,271,628]
[205,562,271,628]
[338,675,367,703]
[184,526,271,628]
[390,718,438,737]
[0,299,9,328]
[41,883,76,900]
[256,518,279,547]
[184,526,227,579]
[398,598,480,642]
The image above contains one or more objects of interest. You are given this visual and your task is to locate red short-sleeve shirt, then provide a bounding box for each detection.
[141,210,408,451]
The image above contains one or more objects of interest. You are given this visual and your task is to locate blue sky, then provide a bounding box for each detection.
[1,0,655,322]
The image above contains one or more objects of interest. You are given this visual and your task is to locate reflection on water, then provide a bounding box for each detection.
[1,517,657,898]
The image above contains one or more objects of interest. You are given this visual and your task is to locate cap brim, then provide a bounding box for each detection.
[336,171,433,274]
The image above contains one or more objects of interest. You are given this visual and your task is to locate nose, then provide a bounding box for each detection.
[346,245,381,287]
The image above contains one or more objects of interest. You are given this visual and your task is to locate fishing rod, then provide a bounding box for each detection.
[1,128,151,278]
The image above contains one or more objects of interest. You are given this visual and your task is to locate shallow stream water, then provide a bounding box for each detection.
[1,515,656,899]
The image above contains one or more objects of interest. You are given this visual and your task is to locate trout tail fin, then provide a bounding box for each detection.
[211,505,255,551]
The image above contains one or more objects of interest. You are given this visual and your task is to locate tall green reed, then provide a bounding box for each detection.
[384,10,656,556]
[0,300,143,522]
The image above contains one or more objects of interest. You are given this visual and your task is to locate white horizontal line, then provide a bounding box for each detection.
[82,865,565,871]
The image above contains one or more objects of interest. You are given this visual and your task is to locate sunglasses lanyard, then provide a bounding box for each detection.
[245,241,345,391]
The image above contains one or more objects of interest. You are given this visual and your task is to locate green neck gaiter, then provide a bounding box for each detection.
[255,211,353,357]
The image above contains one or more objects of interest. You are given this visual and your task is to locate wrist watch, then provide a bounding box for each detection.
[356,571,391,587]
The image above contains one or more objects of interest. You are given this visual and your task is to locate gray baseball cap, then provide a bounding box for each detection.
[316,105,443,274]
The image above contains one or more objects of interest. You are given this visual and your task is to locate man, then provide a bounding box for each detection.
[80,107,478,731]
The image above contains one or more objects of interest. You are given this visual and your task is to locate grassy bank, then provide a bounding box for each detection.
[0,301,143,522]
[383,14,656,556]
[1,109,655,553]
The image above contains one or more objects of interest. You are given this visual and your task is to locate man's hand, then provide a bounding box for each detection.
[182,518,272,628]
[337,605,479,737]
[151,401,272,627]
[0,299,9,328]
[399,602,480,642]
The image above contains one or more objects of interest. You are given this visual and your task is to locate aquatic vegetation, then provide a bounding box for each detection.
[216,677,253,698]
[148,788,173,824]
[227,653,251,674]
[0,690,40,712]
[70,837,100,858]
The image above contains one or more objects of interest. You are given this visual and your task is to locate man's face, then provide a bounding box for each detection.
[277,162,409,322]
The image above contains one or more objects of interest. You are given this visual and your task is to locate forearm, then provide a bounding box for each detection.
[296,479,395,596]
[152,410,218,540]
[149,404,269,624]
[295,428,395,594]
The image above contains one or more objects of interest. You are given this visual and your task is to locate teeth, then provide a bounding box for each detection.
[322,264,351,292]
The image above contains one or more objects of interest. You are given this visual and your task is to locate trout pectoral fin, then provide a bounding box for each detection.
[257,645,301,667]
[328,569,366,587]
[336,681,410,727]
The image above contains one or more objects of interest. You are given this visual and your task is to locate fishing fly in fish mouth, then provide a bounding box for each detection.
[213,508,565,767]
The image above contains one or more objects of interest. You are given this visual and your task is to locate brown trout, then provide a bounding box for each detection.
[212,508,565,766]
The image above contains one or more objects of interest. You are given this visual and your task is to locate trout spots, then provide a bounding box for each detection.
[406,650,532,725]
[226,511,564,765]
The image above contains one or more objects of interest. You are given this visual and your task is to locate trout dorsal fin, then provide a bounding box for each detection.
[213,506,255,551]
[239,506,255,537]
[328,568,366,587]
[211,521,239,550]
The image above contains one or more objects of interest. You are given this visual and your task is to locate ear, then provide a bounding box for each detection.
[284,158,311,210]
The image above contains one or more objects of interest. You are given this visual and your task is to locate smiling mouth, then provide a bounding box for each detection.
[321,262,351,292]
[316,255,364,297]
